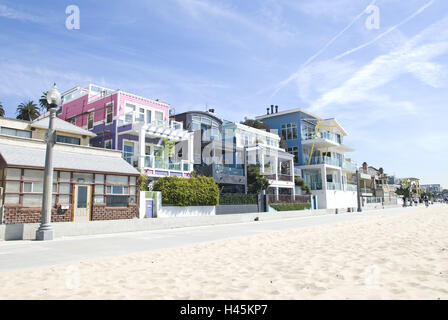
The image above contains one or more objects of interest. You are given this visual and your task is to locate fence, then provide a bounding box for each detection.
[268,194,310,204]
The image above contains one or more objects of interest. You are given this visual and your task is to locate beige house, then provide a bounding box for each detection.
[0,116,139,225]
[0,116,96,146]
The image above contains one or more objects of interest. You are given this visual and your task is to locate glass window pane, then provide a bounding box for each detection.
[106,195,128,207]
[155,111,164,121]
[129,196,136,204]
[95,185,104,195]
[94,196,104,204]
[73,173,93,184]
[33,182,44,193]
[130,176,136,185]
[59,195,70,204]
[23,194,42,207]
[112,185,123,194]
[53,183,57,193]
[24,169,43,181]
[52,195,56,207]
[5,194,20,204]
[23,182,32,193]
[95,174,104,184]
[106,175,128,185]
[6,168,21,180]
[60,183,71,194]
[5,181,20,193]
[60,172,71,182]
[77,186,88,208]
[130,186,136,195]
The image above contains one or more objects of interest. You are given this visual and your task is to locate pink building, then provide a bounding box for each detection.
[59,84,193,181]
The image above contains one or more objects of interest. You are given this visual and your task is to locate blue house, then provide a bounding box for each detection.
[256,105,358,210]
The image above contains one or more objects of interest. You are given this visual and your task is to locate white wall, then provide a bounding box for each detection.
[159,206,216,218]
[312,189,357,209]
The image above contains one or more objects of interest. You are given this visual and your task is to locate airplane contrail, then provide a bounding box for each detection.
[334,0,435,60]
[271,0,377,97]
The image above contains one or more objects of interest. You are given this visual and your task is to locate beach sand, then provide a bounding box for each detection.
[1,205,447,300]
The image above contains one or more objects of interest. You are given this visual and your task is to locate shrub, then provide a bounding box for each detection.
[138,174,149,191]
[270,202,311,211]
[152,176,219,206]
[219,193,258,205]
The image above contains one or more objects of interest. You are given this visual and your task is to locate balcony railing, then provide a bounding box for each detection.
[302,131,342,144]
[327,182,342,190]
[214,164,244,176]
[124,155,192,172]
[122,112,183,130]
[277,174,293,182]
[306,156,342,167]
[345,184,358,192]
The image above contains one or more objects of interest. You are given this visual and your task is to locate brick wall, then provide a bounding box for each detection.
[4,205,72,224]
[3,204,138,224]
[91,204,138,221]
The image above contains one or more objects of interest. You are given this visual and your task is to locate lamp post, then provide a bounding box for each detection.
[36,84,61,241]
[356,168,363,212]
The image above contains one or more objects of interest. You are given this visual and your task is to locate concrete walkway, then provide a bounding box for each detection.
[0,206,426,273]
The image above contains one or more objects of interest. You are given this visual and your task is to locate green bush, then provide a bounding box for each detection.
[219,193,258,205]
[270,202,311,211]
[152,176,219,206]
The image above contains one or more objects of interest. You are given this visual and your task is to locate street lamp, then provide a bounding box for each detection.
[36,84,61,241]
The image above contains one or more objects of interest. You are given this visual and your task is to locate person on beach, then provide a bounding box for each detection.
[423,195,429,208]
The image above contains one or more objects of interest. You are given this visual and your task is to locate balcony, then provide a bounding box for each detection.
[306,156,342,167]
[327,182,342,190]
[345,184,358,192]
[124,155,192,173]
[302,131,342,144]
[214,164,244,177]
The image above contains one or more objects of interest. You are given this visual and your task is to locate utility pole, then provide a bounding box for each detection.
[356,168,363,212]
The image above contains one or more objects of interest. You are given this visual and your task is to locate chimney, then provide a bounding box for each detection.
[266,108,270,115]
[362,162,368,171]
[275,105,278,113]
[270,105,274,114]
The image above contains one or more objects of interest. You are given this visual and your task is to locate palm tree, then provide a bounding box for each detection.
[16,101,40,121]
[0,101,4,117]
[39,91,50,111]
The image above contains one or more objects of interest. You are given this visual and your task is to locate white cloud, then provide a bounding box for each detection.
[0,4,43,23]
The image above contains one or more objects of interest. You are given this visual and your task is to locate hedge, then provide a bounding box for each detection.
[219,193,258,205]
[152,176,219,206]
[270,203,311,211]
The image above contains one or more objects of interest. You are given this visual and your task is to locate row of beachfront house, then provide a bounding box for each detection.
[0,83,399,224]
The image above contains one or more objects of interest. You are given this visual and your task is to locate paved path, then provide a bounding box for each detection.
[0,206,426,273]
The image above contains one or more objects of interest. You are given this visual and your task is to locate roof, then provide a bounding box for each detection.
[255,108,321,121]
[319,118,348,136]
[0,143,139,175]
[31,116,96,137]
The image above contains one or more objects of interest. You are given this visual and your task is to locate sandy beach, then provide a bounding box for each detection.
[0,205,447,300]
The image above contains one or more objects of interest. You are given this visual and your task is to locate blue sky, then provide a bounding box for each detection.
[1,0,447,187]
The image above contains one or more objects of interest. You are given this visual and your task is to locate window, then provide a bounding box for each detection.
[286,147,299,164]
[106,104,113,124]
[154,111,164,123]
[125,103,136,123]
[136,108,145,123]
[56,135,81,145]
[146,110,152,124]
[104,139,113,149]
[123,141,135,164]
[0,127,31,138]
[281,123,298,140]
[88,111,94,129]
[105,175,129,207]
